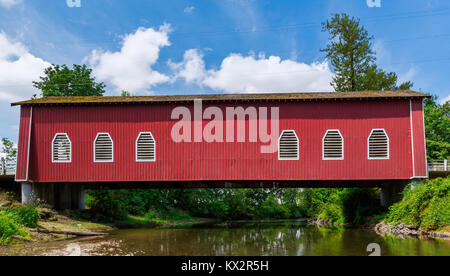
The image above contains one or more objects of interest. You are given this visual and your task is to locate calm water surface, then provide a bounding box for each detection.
[2,220,449,256]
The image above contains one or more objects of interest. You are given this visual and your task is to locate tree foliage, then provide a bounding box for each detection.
[321,13,413,91]
[86,187,384,224]
[87,188,307,220]
[1,138,17,163]
[424,96,450,160]
[33,64,105,97]
[385,177,449,229]
[121,90,131,96]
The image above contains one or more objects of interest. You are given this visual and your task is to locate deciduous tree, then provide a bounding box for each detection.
[33,64,105,97]
[424,96,450,160]
[1,138,17,163]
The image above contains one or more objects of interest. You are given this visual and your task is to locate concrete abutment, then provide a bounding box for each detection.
[380,181,408,208]
[21,182,85,210]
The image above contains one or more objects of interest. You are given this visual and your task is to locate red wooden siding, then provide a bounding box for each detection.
[15,106,31,181]
[411,99,428,177]
[18,98,426,184]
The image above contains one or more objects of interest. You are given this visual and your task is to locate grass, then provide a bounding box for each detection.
[115,215,162,225]
[117,208,199,226]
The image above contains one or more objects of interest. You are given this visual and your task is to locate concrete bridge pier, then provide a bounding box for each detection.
[380,181,408,208]
[21,183,86,210]
[21,183,33,205]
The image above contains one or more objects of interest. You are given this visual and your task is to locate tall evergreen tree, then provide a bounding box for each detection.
[321,13,413,92]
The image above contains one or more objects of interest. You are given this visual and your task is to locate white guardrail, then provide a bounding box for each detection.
[428,160,449,172]
[1,158,16,176]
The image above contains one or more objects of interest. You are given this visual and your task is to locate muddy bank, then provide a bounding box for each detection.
[307,217,450,240]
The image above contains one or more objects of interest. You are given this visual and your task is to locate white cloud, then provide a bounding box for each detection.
[171,50,334,93]
[87,25,172,93]
[440,94,450,104]
[169,49,206,85]
[184,6,195,14]
[0,32,51,102]
[0,0,21,8]
[398,66,419,85]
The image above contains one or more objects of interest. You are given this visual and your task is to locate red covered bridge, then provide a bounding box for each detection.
[11,90,430,209]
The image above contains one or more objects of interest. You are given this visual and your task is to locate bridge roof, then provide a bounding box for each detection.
[11,90,431,106]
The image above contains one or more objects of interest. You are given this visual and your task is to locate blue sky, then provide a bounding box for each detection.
[0,0,449,144]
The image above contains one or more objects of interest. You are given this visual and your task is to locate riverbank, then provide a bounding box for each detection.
[306,217,450,240]
[0,203,215,246]
[2,211,216,246]
[307,215,450,240]
[375,221,450,239]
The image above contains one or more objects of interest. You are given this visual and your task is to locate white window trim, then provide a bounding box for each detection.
[94,132,114,163]
[135,132,156,162]
[322,129,344,161]
[278,130,299,161]
[367,128,390,160]
[51,133,72,163]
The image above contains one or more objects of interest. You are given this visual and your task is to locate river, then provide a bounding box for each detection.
[1,220,449,256]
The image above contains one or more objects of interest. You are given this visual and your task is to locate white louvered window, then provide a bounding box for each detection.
[368,129,389,160]
[94,133,113,162]
[136,132,156,162]
[323,130,344,160]
[278,130,299,160]
[52,133,71,163]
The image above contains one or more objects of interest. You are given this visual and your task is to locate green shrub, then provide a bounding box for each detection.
[86,190,127,219]
[318,202,344,224]
[298,188,382,225]
[258,196,290,219]
[0,210,27,244]
[162,207,194,221]
[144,209,159,220]
[144,207,194,222]
[385,177,450,229]
[205,201,229,219]
[342,188,381,224]
[14,206,39,228]
[118,190,148,216]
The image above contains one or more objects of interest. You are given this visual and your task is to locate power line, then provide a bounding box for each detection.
[19,7,450,45]
[1,57,450,88]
